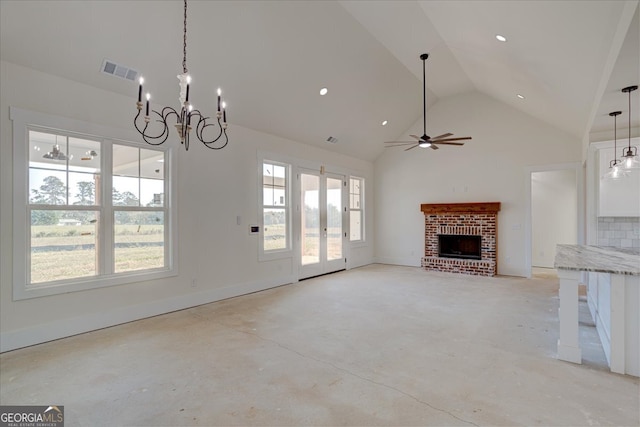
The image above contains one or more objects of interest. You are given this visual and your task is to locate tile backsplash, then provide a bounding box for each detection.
[598,217,640,248]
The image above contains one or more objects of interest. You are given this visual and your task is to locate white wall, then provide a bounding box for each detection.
[0,61,374,351]
[531,170,578,268]
[374,91,581,277]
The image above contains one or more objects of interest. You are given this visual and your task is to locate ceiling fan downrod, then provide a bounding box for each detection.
[421,53,429,140]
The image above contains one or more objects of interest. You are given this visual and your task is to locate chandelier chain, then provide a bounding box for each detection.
[183,0,188,74]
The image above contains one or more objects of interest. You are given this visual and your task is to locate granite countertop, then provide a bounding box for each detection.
[554,244,640,275]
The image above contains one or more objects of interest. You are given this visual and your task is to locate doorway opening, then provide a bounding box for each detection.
[529,168,579,276]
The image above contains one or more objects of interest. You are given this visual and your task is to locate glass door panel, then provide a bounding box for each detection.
[301,173,320,266]
[326,177,343,262]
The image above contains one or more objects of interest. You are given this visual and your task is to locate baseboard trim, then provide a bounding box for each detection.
[0,274,295,353]
[374,257,421,267]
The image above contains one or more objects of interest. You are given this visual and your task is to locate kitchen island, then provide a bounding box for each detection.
[554,244,640,376]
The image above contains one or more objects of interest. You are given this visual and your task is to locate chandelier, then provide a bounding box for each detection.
[620,85,638,170]
[134,0,229,151]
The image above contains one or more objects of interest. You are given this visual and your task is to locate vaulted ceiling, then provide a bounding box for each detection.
[1,1,638,161]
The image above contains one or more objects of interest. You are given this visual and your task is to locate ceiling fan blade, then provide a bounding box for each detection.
[384,144,415,148]
[384,141,419,144]
[404,144,419,151]
[430,133,453,140]
[432,141,465,146]
[429,144,439,150]
[431,136,472,142]
[409,134,421,140]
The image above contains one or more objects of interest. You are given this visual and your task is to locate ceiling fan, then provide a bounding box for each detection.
[385,53,471,151]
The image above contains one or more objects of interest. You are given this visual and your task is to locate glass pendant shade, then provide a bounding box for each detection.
[621,150,640,170]
[603,161,629,180]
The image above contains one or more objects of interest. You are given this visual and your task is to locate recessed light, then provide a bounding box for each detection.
[319,87,328,96]
[516,94,525,99]
[495,34,507,42]
[381,120,388,126]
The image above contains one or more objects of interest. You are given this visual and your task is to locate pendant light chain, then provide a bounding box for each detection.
[183,0,188,74]
[614,113,618,162]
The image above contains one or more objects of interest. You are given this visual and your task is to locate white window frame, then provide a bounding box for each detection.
[349,176,365,243]
[11,107,177,300]
[258,155,292,261]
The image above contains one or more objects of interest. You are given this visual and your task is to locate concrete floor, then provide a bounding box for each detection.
[1,264,639,426]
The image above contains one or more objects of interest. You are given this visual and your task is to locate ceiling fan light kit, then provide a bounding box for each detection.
[385,53,471,152]
[42,144,67,161]
[134,0,229,151]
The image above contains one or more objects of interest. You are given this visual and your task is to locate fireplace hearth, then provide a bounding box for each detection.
[421,202,500,276]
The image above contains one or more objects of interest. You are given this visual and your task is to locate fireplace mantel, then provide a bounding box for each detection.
[421,202,501,214]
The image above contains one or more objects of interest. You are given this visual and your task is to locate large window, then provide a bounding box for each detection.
[349,176,364,242]
[260,160,290,256]
[12,107,175,300]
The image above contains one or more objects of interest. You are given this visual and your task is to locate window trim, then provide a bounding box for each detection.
[11,107,178,300]
[258,155,292,261]
[349,175,365,243]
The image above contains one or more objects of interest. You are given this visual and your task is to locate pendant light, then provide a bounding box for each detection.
[602,111,629,180]
[620,85,639,170]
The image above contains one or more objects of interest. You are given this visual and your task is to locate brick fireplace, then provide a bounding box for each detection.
[421,202,501,276]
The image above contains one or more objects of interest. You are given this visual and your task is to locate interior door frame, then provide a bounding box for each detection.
[524,162,584,278]
[296,166,348,280]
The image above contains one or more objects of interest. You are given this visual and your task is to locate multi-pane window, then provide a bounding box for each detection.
[112,145,166,273]
[349,176,364,241]
[13,107,174,299]
[262,161,289,252]
[28,131,102,283]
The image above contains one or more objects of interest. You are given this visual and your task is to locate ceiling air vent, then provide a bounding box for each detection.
[326,136,338,144]
[101,59,139,82]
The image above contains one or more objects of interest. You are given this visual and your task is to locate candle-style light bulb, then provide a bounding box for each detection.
[145,93,150,116]
[138,77,144,102]
[217,88,221,112]
[222,101,227,123]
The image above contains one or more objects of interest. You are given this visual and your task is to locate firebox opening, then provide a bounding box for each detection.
[438,234,482,260]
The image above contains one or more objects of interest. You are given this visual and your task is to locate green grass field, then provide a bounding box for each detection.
[30,224,165,283]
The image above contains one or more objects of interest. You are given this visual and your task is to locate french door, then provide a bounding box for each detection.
[299,169,346,279]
